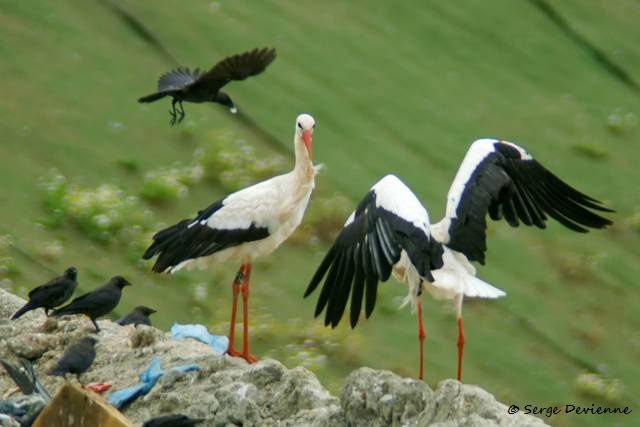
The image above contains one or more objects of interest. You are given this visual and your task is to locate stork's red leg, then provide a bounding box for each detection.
[240,263,257,363]
[457,317,465,381]
[226,264,246,357]
[417,300,426,380]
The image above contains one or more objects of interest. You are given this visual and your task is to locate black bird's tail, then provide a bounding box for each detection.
[138,92,168,103]
[47,366,66,377]
[11,301,36,320]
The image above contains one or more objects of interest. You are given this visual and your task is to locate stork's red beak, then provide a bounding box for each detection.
[303,130,312,160]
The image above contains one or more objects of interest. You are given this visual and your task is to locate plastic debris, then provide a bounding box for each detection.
[85,382,112,394]
[107,356,200,409]
[170,323,228,354]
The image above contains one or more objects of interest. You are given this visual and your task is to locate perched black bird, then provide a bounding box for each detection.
[11,267,78,320]
[138,47,276,125]
[115,305,156,327]
[142,414,205,427]
[48,337,97,382]
[51,276,131,332]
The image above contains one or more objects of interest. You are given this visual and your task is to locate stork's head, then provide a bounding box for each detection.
[296,113,315,160]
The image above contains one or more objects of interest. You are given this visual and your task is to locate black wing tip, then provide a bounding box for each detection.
[141,244,157,260]
[302,285,314,298]
[349,314,360,329]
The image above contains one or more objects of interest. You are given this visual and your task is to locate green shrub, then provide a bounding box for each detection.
[38,169,68,227]
[38,170,155,245]
[197,131,286,192]
[575,372,624,403]
[139,163,204,203]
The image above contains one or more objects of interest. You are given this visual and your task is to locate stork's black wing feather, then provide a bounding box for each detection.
[191,47,276,93]
[444,139,613,264]
[142,199,270,273]
[304,176,443,329]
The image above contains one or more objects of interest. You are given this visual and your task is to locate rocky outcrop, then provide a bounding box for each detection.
[0,288,546,426]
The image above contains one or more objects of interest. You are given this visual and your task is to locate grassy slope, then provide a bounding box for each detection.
[1,1,639,425]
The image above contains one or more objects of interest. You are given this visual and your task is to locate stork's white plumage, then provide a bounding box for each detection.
[305,139,612,381]
[144,113,318,363]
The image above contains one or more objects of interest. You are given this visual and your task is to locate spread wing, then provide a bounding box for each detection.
[438,139,614,264]
[190,47,276,92]
[138,67,202,103]
[304,175,443,328]
[157,67,201,91]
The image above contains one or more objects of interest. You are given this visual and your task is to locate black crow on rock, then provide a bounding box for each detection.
[11,267,78,320]
[51,276,131,332]
[142,414,205,427]
[138,47,276,125]
[115,305,156,327]
[48,336,97,382]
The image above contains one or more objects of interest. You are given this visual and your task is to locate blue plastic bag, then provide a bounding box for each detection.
[107,356,200,409]
[170,323,228,355]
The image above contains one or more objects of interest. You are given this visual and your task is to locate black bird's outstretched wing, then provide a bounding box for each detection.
[439,139,614,264]
[157,67,201,92]
[138,67,201,103]
[304,175,443,329]
[190,47,276,93]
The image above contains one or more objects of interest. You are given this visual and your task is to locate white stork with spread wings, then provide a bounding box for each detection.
[305,139,613,380]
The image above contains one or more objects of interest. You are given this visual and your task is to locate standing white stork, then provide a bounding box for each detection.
[305,138,613,381]
[143,113,318,363]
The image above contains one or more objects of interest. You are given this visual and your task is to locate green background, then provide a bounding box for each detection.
[1,1,639,426]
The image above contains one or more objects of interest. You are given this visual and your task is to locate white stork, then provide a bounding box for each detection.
[144,113,318,363]
[304,138,613,381]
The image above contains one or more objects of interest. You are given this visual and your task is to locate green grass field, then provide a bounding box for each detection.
[1,1,639,425]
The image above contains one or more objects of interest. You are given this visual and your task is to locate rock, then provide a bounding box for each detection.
[127,325,162,349]
[7,334,59,360]
[0,394,46,427]
[0,288,548,426]
[341,367,433,426]
[423,380,548,427]
[0,414,21,427]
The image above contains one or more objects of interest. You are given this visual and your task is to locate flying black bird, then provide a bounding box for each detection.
[51,276,131,332]
[142,414,205,427]
[138,47,276,125]
[48,336,97,382]
[115,305,156,327]
[11,267,78,320]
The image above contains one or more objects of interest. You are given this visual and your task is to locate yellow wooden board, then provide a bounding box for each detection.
[33,383,134,427]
